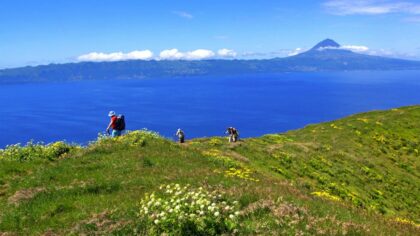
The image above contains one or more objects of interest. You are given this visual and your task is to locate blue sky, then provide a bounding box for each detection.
[1,0,420,68]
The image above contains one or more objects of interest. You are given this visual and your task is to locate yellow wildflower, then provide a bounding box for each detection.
[357,118,369,123]
[311,191,340,201]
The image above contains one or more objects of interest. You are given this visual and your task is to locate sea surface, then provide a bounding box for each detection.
[1,71,420,147]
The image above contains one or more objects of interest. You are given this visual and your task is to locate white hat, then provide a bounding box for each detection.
[108,111,116,117]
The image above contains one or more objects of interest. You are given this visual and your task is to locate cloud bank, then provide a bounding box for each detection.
[288,48,306,56]
[76,46,417,62]
[287,45,370,56]
[78,48,239,62]
[324,0,420,15]
[77,50,153,62]
[317,45,370,53]
[217,49,237,57]
[159,49,215,60]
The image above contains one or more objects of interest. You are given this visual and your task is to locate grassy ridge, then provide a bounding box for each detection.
[0,107,419,235]
[233,106,420,219]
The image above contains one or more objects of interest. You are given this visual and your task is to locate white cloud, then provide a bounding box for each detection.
[159,49,215,60]
[187,49,215,59]
[77,50,153,62]
[316,45,369,53]
[316,44,419,59]
[76,46,418,62]
[173,11,193,19]
[324,0,420,15]
[365,48,419,59]
[288,48,306,56]
[159,49,185,60]
[341,45,369,52]
[78,48,238,62]
[217,49,237,57]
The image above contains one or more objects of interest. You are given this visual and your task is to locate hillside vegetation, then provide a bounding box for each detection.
[0,106,419,235]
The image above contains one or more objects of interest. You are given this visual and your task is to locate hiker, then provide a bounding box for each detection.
[226,127,239,143]
[175,128,185,143]
[106,111,126,137]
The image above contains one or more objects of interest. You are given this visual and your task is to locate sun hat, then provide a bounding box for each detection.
[108,111,116,117]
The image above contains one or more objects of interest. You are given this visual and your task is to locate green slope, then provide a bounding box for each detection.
[0,106,419,235]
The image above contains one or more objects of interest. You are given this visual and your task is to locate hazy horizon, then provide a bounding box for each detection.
[1,0,420,69]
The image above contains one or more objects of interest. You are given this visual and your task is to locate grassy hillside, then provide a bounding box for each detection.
[0,106,419,235]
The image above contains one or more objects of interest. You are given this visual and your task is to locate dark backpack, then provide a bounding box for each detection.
[231,128,238,135]
[114,115,126,131]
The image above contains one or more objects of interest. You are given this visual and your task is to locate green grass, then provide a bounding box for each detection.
[0,107,420,235]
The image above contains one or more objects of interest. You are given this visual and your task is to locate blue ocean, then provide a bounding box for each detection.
[2,71,420,147]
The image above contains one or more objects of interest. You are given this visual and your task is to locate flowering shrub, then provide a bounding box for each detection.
[0,141,76,161]
[138,184,240,235]
[94,129,161,147]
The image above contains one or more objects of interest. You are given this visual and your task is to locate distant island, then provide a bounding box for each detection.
[1,39,420,83]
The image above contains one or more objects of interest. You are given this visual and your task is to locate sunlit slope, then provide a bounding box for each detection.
[0,106,419,235]
[226,106,420,220]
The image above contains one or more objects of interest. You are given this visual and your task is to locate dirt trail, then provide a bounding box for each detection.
[8,187,45,206]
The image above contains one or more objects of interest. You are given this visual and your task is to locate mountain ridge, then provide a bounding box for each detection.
[310,38,341,50]
[1,39,420,83]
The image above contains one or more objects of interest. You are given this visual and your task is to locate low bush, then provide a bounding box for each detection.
[0,141,77,161]
[138,184,240,235]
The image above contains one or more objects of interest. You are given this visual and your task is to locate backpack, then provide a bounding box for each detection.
[231,128,238,135]
[114,115,126,131]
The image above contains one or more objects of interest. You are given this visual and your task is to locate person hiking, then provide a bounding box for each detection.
[226,127,239,143]
[231,127,239,142]
[175,128,185,143]
[106,111,126,137]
